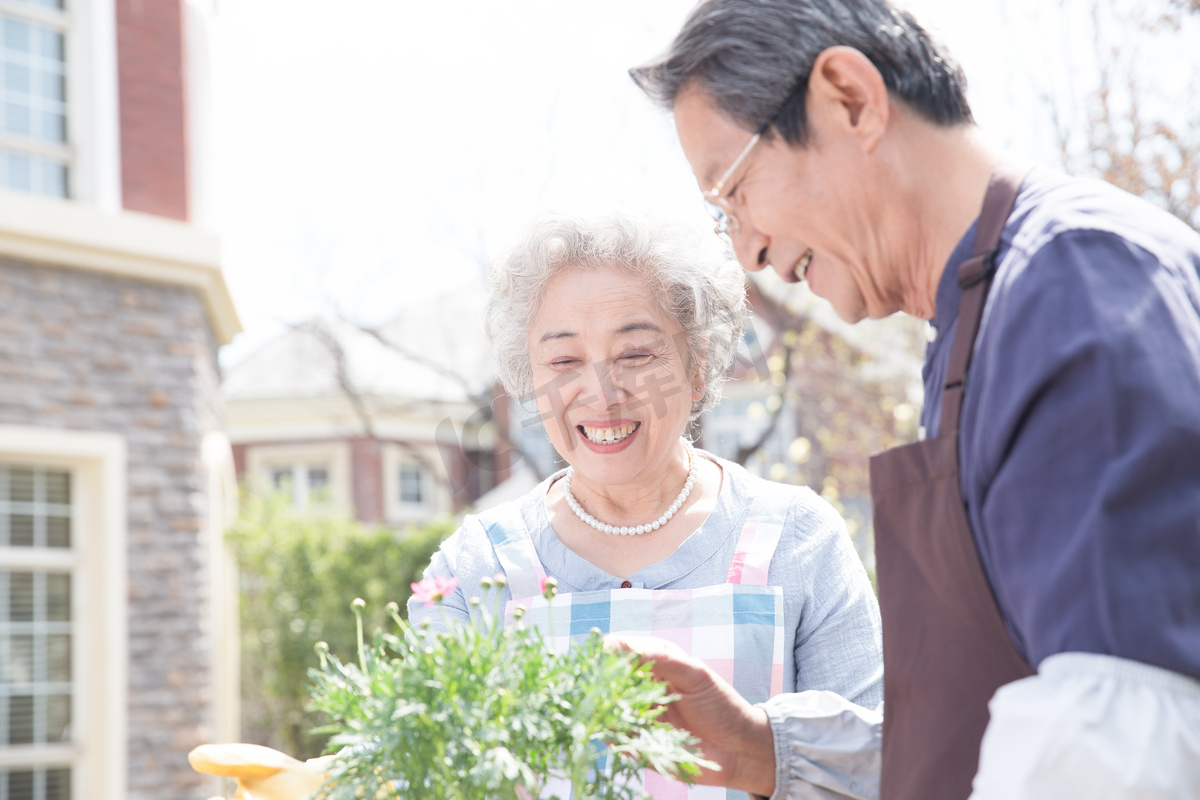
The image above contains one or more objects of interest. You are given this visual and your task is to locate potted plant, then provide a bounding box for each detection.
[305,576,710,799]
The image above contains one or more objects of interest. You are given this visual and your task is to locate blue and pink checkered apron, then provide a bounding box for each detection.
[483,490,789,799]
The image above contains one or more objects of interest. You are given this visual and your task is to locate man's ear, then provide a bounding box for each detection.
[808,46,889,153]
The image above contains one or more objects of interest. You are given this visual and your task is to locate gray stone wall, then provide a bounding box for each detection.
[0,257,224,799]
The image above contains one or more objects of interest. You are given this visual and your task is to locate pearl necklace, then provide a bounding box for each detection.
[562,441,698,536]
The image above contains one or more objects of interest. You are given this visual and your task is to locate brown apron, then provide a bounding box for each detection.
[868,164,1035,800]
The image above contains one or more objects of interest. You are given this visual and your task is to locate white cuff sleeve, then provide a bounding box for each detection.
[970,652,1200,800]
[757,691,882,800]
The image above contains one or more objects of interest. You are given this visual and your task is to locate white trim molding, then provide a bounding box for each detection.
[202,432,239,748]
[0,190,241,344]
[71,0,123,211]
[0,424,128,800]
[184,0,216,232]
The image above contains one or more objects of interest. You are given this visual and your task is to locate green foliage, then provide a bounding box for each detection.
[307,594,711,800]
[228,491,453,759]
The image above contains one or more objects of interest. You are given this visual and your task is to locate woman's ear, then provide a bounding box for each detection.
[691,351,708,403]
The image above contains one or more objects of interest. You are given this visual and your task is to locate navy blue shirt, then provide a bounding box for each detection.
[921,167,1200,679]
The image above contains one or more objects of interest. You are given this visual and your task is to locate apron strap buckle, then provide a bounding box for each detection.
[958,248,997,289]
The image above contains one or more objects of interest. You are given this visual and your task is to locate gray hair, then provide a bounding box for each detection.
[630,0,972,145]
[485,214,746,418]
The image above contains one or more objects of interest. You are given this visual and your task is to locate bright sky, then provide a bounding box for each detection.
[206,0,1146,365]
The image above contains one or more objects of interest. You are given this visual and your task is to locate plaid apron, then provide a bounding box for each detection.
[484,490,789,799]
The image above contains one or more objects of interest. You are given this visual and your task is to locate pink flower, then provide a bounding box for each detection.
[410,576,459,606]
[539,575,558,599]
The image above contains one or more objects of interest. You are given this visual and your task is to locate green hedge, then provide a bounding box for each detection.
[228,491,453,759]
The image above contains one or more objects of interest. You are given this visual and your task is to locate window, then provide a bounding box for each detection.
[0,427,127,800]
[0,1,69,198]
[0,428,128,798]
[246,444,349,513]
[307,467,329,496]
[270,463,331,508]
[381,444,443,524]
[398,464,425,506]
[0,466,72,800]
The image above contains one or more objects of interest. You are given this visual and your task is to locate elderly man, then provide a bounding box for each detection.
[623,1,1200,799]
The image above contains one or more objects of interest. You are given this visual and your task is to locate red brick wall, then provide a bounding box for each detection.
[116,0,190,220]
[230,443,246,479]
[349,437,384,523]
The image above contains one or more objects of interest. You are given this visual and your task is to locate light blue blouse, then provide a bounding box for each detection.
[409,451,883,706]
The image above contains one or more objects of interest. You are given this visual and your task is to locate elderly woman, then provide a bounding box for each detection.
[409,214,882,798]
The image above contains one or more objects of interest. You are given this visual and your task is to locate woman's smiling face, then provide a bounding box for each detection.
[527,264,702,488]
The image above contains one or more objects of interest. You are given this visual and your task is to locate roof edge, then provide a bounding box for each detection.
[0,190,242,345]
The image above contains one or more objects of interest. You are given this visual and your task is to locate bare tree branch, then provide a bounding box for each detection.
[349,317,480,396]
[732,281,801,466]
[733,340,795,466]
[325,313,544,484]
[299,319,377,440]
[294,319,447,493]
[1051,0,1200,230]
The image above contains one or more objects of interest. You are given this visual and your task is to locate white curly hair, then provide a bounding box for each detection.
[484,213,747,418]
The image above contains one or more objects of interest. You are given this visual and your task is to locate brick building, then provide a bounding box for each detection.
[0,2,239,799]
[224,286,516,525]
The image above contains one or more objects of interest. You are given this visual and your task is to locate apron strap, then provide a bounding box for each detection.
[941,162,1030,436]
[480,503,547,601]
[726,488,793,585]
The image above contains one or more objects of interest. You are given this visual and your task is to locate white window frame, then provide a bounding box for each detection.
[244,441,350,511]
[0,0,122,207]
[0,424,127,800]
[382,443,444,525]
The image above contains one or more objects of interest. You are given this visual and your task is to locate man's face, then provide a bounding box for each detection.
[673,86,895,323]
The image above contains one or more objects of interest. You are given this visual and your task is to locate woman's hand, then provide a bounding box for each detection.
[606,635,777,798]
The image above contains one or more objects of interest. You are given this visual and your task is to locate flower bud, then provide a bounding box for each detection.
[385,601,399,615]
[351,597,366,611]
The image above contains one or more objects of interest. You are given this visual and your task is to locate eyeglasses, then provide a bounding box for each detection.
[702,131,763,241]
[700,74,805,242]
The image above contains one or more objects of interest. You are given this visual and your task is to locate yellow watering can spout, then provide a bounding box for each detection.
[189,743,336,800]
